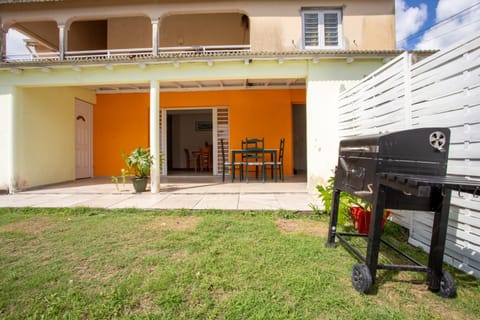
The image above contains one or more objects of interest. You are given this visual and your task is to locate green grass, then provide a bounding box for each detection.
[0,207,479,319]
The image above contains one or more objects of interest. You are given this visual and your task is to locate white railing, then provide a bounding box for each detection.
[337,35,480,278]
[3,44,252,62]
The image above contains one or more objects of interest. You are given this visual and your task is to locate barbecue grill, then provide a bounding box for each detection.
[326,127,479,297]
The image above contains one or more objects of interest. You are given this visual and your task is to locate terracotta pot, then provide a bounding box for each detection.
[349,207,390,234]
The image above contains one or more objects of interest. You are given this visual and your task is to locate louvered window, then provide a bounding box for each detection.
[302,9,343,49]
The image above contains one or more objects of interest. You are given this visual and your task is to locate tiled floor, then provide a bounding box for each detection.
[0,176,324,211]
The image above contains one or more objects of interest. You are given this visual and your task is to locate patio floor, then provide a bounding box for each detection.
[0,176,323,211]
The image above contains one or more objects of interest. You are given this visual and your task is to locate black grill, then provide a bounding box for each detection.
[326,128,480,298]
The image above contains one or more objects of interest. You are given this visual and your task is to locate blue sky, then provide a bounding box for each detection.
[396,0,480,50]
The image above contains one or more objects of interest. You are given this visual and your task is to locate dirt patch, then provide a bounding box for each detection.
[0,216,56,235]
[275,219,328,238]
[144,216,202,232]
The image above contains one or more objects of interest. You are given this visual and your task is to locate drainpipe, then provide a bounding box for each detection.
[152,19,159,56]
[150,80,160,193]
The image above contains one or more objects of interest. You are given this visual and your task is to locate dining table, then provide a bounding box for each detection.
[230,148,278,182]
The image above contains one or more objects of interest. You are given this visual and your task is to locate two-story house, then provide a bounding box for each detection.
[0,0,416,193]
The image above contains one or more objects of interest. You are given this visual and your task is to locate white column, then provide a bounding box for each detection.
[150,80,161,193]
[0,87,16,193]
[58,24,65,60]
[152,19,159,56]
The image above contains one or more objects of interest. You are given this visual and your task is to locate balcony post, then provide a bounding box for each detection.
[0,22,5,61]
[58,24,65,60]
[150,80,161,193]
[152,19,159,56]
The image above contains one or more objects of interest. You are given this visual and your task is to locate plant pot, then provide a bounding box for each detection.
[349,207,390,234]
[132,178,148,193]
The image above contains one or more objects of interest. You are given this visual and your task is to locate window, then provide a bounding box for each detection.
[302,9,343,49]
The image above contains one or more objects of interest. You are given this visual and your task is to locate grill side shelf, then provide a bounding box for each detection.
[378,173,480,196]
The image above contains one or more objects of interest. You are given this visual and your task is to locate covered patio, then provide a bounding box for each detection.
[0,175,322,211]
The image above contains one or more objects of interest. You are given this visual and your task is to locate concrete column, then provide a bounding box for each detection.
[58,24,65,60]
[150,80,160,193]
[152,19,159,56]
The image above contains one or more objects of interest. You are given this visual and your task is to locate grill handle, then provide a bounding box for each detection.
[340,146,378,153]
[353,184,373,196]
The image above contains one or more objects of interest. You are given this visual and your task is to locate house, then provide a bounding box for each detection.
[0,0,416,193]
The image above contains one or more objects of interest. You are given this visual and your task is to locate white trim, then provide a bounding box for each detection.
[212,108,218,175]
[161,108,168,175]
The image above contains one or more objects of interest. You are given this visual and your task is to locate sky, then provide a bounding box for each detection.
[396,0,480,50]
[6,0,480,56]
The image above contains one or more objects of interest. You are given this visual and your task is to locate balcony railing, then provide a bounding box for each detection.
[3,45,252,62]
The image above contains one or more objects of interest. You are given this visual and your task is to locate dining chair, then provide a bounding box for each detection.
[244,137,265,183]
[199,146,211,171]
[184,148,198,173]
[265,138,285,181]
[220,138,244,182]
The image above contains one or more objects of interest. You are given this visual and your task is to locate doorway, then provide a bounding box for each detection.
[166,109,213,175]
[75,99,93,179]
[292,104,307,175]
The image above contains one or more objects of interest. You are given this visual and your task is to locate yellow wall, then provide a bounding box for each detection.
[94,89,306,177]
[14,87,96,189]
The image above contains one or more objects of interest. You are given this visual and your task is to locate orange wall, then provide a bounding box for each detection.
[94,89,306,177]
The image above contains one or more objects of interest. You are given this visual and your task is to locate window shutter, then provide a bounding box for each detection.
[303,9,342,49]
[323,12,339,47]
[303,12,319,47]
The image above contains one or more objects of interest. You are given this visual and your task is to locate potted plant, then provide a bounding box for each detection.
[121,147,154,193]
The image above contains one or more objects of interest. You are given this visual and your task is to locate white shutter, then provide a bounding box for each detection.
[303,9,342,49]
[303,12,319,47]
[323,12,339,47]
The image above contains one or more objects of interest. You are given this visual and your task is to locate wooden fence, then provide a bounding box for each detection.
[337,35,480,278]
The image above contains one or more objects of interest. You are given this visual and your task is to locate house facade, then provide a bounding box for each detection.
[0,0,406,193]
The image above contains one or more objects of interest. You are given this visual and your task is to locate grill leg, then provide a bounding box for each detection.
[364,184,387,291]
[326,189,341,246]
[427,188,451,292]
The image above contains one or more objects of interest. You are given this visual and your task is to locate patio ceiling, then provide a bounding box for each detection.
[84,77,306,93]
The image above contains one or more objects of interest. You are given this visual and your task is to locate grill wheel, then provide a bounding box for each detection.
[351,263,373,294]
[438,271,457,298]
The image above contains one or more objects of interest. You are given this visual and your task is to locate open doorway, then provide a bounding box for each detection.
[292,104,307,175]
[166,109,213,175]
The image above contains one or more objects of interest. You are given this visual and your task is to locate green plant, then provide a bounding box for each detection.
[316,176,371,225]
[121,147,154,179]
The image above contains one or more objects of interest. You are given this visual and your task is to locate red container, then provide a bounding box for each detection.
[349,207,390,234]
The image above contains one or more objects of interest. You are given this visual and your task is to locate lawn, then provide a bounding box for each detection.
[1,207,479,319]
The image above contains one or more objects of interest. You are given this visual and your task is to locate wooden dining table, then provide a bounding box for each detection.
[230,148,278,182]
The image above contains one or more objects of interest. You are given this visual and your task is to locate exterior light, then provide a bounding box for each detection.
[72,65,81,72]
[173,61,180,68]
[207,60,214,67]
[346,57,354,64]
[105,64,114,70]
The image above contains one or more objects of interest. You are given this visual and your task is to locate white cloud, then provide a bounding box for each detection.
[395,0,428,49]
[415,0,480,50]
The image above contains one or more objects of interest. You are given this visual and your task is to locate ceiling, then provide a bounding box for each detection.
[85,77,306,93]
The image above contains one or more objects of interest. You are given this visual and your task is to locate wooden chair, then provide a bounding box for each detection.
[265,138,285,181]
[199,146,211,171]
[184,148,198,172]
[220,138,244,182]
[244,137,265,183]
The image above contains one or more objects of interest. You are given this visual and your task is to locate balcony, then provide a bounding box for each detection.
[3,12,251,63]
